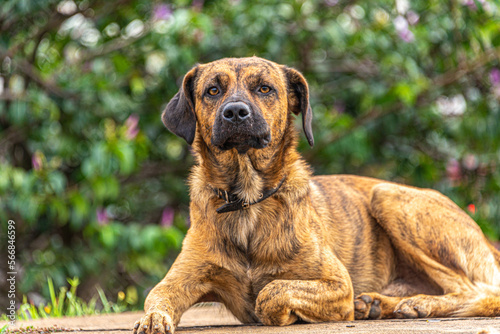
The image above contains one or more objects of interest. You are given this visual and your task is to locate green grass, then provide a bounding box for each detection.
[0,277,138,324]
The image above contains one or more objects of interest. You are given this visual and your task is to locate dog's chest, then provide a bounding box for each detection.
[218,216,299,293]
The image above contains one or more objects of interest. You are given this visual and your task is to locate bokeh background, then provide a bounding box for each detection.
[1,0,500,314]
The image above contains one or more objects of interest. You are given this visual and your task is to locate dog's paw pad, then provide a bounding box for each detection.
[354,293,382,320]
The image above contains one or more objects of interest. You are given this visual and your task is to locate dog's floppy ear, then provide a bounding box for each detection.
[283,66,314,147]
[161,66,198,145]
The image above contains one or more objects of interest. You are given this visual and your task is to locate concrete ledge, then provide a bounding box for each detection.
[2,304,500,334]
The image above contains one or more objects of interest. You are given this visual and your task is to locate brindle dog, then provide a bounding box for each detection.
[133,57,500,334]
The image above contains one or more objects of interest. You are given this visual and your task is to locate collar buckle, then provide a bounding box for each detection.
[211,175,286,214]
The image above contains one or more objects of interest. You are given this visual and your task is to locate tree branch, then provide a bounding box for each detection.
[432,46,500,87]
[120,161,189,185]
[307,45,500,155]
[14,58,78,99]
[77,23,151,64]
[304,106,396,159]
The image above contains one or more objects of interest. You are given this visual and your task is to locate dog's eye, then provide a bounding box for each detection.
[259,86,271,94]
[208,87,219,96]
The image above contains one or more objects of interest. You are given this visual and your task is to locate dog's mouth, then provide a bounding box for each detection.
[216,132,271,154]
[218,133,271,154]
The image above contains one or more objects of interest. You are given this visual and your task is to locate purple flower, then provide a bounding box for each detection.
[125,114,139,140]
[462,0,475,8]
[333,101,345,114]
[32,153,42,171]
[462,0,487,10]
[406,10,419,25]
[463,0,491,11]
[192,0,205,10]
[96,207,109,225]
[490,68,500,86]
[153,4,172,21]
[324,0,339,6]
[393,16,414,43]
[161,207,174,227]
[398,29,415,43]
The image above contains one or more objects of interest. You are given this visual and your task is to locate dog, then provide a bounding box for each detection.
[133,57,500,334]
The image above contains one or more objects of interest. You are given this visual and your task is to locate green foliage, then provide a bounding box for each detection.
[0,277,136,321]
[1,0,500,309]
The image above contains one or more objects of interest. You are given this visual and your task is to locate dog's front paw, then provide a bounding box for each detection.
[132,309,174,334]
[394,296,432,319]
[255,281,298,326]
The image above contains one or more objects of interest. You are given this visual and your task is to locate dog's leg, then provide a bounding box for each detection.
[255,259,354,326]
[355,290,500,319]
[393,289,500,318]
[355,272,442,319]
[133,250,251,334]
[355,183,500,319]
[256,279,354,325]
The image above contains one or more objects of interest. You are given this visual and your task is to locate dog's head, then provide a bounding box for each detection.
[162,57,313,155]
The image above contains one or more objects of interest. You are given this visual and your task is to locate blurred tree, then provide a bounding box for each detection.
[0,0,499,309]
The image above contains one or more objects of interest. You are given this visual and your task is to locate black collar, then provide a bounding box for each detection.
[211,175,286,214]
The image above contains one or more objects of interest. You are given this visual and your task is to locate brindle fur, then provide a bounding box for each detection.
[133,57,500,334]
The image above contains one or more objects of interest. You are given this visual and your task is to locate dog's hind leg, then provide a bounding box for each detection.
[355,182,500,319]
[393,288,500,318]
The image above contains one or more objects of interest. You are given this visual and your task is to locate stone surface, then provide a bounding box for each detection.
[1,304,500,334]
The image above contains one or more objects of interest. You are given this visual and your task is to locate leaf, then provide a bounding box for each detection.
[112,54,132,74]
[393,82,417,107]
[114,142,136,175]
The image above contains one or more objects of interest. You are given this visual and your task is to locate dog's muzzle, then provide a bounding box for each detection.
[211,101,271,153]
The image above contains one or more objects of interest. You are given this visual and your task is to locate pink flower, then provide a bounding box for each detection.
[192,0,205,10]
[446,159,462,182]
[398,29,415,43]
[490,68,500,86]
[462,0,488,10]
[125,114,139,140]
[462,0,475,7]
[96,207,109,225]
[463,154,478,170]
[393,16,414,43]
[153,4,172,21]
[161,207,174,227]
[32,153,42,171]
[406,10,419,25]
[324,0,339,6]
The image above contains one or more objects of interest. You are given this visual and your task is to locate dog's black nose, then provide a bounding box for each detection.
[222,102,251,123]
